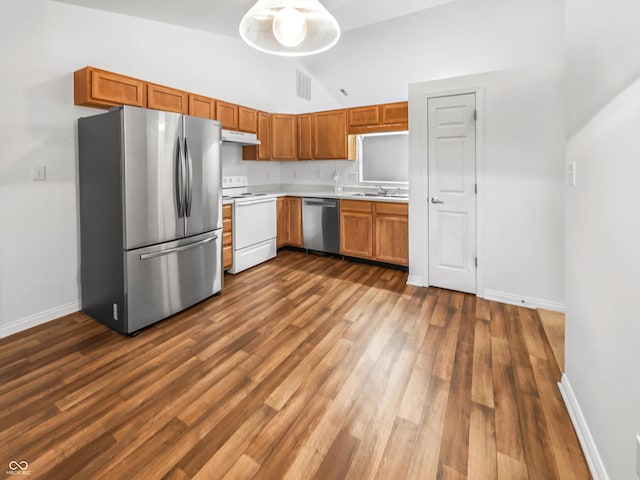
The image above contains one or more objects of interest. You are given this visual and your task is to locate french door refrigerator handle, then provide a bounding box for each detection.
[139,235,218,260]
[184,137,193,217]
[175,139,184,218]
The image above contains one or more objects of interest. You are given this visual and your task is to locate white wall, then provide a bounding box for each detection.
[408,62,566,310]
[564,1,640,479]
[0,0,338,336]
[301,0,564,107]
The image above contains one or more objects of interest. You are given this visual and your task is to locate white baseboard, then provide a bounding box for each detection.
[482,289,565,312]
[1,301,80,339]
[558,374,609,480]
[406,275,426,287]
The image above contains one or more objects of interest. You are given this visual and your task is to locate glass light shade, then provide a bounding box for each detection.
[239,0,340,57]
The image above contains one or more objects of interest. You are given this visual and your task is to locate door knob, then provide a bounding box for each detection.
[431,196,445,204]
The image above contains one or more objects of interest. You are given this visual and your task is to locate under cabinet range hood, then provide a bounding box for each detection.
[221,129,261,145]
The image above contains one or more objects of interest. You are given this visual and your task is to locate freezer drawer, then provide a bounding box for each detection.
[125,230,222,333]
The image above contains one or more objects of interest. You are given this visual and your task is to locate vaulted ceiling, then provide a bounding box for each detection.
[53,0,457,37]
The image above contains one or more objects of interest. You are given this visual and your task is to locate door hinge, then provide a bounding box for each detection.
[474,183,477,194]
[475,257,478,268]
[473,109,477,121]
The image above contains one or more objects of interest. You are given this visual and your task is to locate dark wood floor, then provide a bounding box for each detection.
[0,251,590,479]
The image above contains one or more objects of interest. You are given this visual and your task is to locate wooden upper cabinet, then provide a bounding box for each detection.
[271,114,297,161]
[347,101,408,134]
[297,114,313,160]
[312,109,347,160]
[243,111,271,161]
[217,101,239,130]
[74,66,146,109]
[188,94,215,119]
[238,106,258,133]
[147,84,188,114]
[381,102,408,125]
[348,105,380,127]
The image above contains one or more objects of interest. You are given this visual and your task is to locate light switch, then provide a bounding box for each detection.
[568,161,576,186]
[32,165,46,181]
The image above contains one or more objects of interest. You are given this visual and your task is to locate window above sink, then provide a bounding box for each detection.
[357,131,409,184]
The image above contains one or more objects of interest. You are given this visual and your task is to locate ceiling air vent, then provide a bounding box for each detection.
[296,70,311,101]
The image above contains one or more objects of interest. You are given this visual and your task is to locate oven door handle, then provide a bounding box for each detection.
[235,198,275,207]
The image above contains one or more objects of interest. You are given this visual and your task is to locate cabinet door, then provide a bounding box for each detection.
[217,101,239,130]
[340,211,373,258]
[381,102,408,125]
[277,197,289,248]
[348,105,380,127]
[238,106,258,133]
[297,114,313,160]
[374,215,408,265]
[312,110,347,159]
[74,66,147,109]
[288,197,303,247]
[271,114,297,161]
[189,94,215,119]
[147,84,189,114]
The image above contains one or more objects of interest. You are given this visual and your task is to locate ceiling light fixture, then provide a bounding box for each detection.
[239,0,340,57]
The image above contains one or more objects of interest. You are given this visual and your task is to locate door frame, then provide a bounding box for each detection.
[407,85,485,297]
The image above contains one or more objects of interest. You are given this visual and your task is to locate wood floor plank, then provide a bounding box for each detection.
[0,251,590,480]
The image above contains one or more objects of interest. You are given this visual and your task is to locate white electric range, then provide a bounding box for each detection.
[222,176,277,274]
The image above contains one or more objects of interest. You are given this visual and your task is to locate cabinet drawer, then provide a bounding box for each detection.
[223,230,232,246]
[223,204,232,218]
[223,216,232,231]
[341,199,372,213]
[223,245,232,270]
[374,202,408,216]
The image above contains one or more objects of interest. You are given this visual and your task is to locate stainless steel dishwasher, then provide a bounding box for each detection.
[302,198,340,254]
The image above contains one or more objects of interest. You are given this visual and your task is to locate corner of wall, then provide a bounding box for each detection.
[558,374,610,480]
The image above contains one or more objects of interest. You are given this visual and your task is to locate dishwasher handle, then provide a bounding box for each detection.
[303,199,338,208]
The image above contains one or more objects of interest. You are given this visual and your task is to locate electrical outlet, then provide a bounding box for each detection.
[315,168,322,178]
[32,165,46,181]
[349,172,357,182]
[636,435,640,478]
[292,171,297,179]
[265,171,270,179]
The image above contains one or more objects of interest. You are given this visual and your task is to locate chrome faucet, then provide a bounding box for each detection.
[376,184,389,195]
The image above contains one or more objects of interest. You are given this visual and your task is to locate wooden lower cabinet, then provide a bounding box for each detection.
[277,197,303,248]
[374,202,408,266]
[340,200,374,258]
[223,204,233,270]
[340,200,407,266]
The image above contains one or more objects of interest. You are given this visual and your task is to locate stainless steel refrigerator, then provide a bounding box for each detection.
[78,106,223,334]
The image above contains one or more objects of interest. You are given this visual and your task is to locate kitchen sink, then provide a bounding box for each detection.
[348,192,408,199]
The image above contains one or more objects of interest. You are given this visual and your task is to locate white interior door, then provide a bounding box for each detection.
[428,93,477,294]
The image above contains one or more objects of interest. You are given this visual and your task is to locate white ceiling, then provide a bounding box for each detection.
[53,0,457,37]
